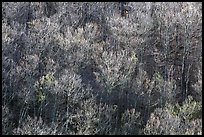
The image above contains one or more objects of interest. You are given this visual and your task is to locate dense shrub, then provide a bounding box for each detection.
[2,2,202,135]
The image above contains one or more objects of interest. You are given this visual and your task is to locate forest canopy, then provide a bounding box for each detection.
[2,2,202,135]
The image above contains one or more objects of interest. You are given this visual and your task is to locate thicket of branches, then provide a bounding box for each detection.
[2,2,202,135]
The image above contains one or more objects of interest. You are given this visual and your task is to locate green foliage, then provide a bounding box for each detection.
[36,90,46,103]
[167,96,202,121]
[40,73,55,86]
[144,96,202,135]
[153,72,164,82]
[34,73,55,103]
